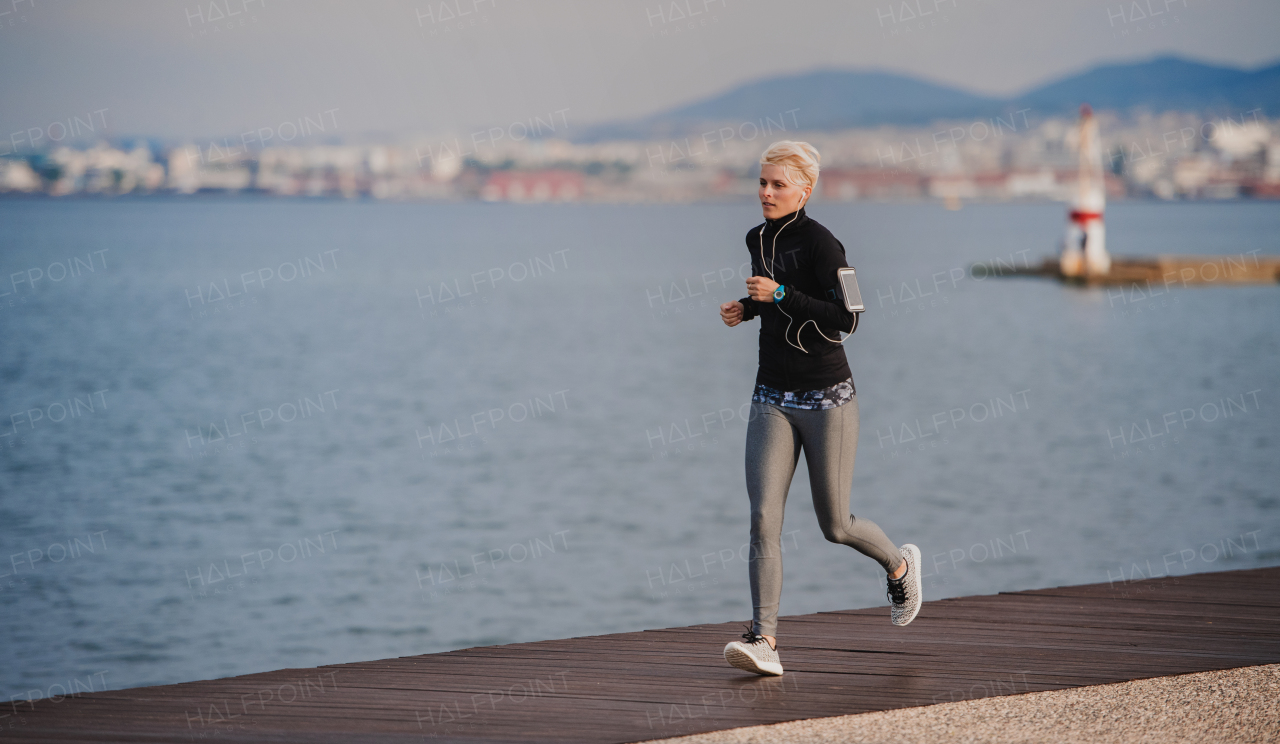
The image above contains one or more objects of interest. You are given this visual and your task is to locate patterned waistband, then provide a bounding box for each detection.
[752,377,855,410]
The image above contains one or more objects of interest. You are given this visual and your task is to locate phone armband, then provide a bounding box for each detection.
[835,267,864,313]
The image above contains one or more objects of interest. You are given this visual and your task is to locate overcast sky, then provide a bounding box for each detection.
[1,0,1277,141]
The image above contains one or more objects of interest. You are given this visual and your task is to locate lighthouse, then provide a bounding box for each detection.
[1060,104,1111,277]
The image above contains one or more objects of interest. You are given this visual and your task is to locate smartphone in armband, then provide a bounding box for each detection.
[836,267,864,313]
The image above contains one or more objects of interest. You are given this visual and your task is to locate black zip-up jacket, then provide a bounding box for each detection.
[737,207,857,392]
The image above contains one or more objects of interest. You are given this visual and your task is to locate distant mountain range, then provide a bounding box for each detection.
[575,56,1280,141]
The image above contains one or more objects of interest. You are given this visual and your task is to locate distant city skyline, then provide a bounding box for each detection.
[0,0,1277,140]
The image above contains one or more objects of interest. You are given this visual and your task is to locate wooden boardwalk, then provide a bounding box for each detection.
[8,566,1279,743]
[975,253,1280,286]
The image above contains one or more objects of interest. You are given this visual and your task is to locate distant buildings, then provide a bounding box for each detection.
[1,144,164,196]
[480,170,584,202]
[2,110,1278,203]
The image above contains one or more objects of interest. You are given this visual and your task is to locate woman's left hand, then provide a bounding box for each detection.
[746,276,780,302]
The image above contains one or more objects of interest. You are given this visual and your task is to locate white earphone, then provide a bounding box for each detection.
[758,191,858,353]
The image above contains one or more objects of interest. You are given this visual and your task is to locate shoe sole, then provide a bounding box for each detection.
[723,642,783,676]
[891,543,923,626]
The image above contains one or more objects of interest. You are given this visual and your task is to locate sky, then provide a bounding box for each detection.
[0,0,1277,141]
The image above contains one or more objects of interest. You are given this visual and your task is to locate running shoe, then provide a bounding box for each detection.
[887,543,923,626]
[723,626,783,676]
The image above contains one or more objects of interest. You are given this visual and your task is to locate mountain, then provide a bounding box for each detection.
[574,56,1280,141]
[579,69,1002,141]
[1011,56,1280,114]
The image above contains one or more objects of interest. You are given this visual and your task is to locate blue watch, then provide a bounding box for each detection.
[772,285,786,303]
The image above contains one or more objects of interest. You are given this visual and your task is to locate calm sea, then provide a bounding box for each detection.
[1,198,1277,695]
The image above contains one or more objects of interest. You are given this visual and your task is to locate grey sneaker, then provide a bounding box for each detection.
[887,543,923,626]
[723,626,783,676]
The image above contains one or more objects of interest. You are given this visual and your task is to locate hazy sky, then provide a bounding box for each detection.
[1,0,1277,141]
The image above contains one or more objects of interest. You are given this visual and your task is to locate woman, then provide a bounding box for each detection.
[717,141,922,677]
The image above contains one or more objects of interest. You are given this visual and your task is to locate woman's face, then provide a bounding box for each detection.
[759,163,811,220]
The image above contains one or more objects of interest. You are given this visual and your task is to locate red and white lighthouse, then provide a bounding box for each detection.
[1060,104,1111,277]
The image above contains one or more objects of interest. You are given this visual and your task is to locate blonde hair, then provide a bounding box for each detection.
[759,140,821,192]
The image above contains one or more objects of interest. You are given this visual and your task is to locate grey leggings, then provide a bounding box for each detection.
[745,396,903,636]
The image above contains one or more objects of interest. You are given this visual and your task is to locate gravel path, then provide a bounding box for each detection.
[644,664,1280,744]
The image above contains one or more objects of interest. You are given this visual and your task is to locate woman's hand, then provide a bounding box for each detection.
[720,301,743,327]
[746,276,780,302]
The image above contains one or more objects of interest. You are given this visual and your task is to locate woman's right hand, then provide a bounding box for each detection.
[720,301,743,327]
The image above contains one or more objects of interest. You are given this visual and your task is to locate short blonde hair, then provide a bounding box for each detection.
[759,140,821,191]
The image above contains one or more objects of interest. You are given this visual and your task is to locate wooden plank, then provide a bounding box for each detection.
[984,255,1280,285]
[5,566,1278,743]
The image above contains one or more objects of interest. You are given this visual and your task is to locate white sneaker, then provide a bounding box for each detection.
[723,627,783,676]
[887,543,922,626]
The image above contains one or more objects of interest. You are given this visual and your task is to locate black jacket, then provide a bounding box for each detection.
[737,207,857,392]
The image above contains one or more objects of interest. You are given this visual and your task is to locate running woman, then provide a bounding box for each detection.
[718,141,922,677]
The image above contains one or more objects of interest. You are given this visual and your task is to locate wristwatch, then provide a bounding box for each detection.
[772,285,786,303]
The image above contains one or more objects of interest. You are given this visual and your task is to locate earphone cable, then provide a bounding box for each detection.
[758,195,857,352]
